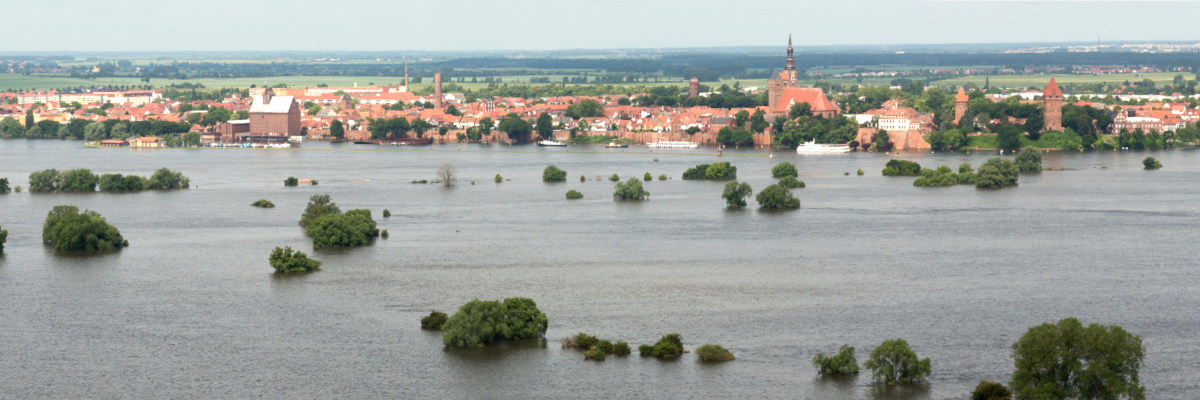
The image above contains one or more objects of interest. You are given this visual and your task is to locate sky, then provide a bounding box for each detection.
[5,0,1200,52]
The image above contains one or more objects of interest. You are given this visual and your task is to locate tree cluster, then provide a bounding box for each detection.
[307,209,380,248]
[755,184,800,210]
[268,246,321,273]
[863,338,932,386]
[913,164,976,187]
[30,168,188,192]
[613,178,649,200]
[542,165,567,182]
[975,158,1019,189]
[42,205,127,252]
[441,297,548,348]
[881,160,922,176]
[562,332,632,361]
[682,162,736,180]
[695,344,735,362]
[1011,318,1144,400]
[639,333,684,358]
[812,344,860,375]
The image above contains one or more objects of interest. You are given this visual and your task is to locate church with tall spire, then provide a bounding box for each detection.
[768,33,838,119]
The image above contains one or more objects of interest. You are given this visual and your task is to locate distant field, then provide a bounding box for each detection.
[932,72,1186,89]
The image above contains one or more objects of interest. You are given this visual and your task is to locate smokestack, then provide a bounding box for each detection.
[404,61,409,92]
[434,73,443,109]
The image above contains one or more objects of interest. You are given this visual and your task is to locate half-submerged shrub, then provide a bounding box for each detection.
[778,176,805,189]
[971,380,1012,400]
[756,184,800,210]
[299,194,341,227]
[442,297,548,348]
[284,176,299,186]
[721,181,752,207]
[772,162,798,178]
[495,174,503,183]
[658,174,667,181]
[269,246,321,273]
[1015,148,1043,173]
[0,178,9,194]
[42,205,127,252]
[251,199,275,208]
[566,189,583,199]
[975,158,1019,189]
[382,209,391,218]
[1143,156,1161,170]
[682,162,736,180]
[857,168,865,176]
[421,311,448,330]
[563,333,631,361]
[584,348,606,361]
[613,178,649,200]
[812,344,860,375]
[146,168,190,189]
[307,209,380,248]
[608,173,620,182]
[98,174,147,192]
[639,333,684,358]
[913,165,975,187]
[643,172,652,181]
[0,224,7,253]
[543,165,567,182]
[882,159,922,176]
[864,338,931,385]
[696,344,735,362]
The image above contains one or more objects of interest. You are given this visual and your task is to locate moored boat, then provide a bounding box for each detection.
[646,140,699,149]
[537,140,568,147]
[795,140,850,154]
[604,141,628,148]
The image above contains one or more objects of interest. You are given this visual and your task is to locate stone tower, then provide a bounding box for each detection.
[784,33,797,82]
[689,77,699,98]
[1043,77,1063,132]
[434,73,443,109]
[953,88,969,125]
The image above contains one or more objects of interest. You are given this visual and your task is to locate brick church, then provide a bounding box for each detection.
[768,34,839,119]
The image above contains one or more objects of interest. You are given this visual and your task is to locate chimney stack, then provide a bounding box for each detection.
[434,73,443,109]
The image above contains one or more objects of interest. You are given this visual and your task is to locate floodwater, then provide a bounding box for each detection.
[1,140,1197,399]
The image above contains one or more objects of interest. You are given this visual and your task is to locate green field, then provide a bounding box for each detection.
[933,72,1185,89]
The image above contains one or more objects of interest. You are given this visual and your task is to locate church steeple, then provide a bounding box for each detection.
[784,32,796,81]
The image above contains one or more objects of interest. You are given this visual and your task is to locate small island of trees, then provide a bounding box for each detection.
[42,205,127,252]
[299,194,380,248]
[442,297,548,348]
[756,184,800,210]
[812,344,860,375]
[269,246,321,273]
[542,165,567,182]
[695,344,735,362]
[251,199,275,208]
[30,168,190,192]
[882,160,922,176]
[639,333,685,358]
[864,338,932,386]
[975,158,1020,189]
[562,332,632,361]
[683,162,736,180]
[613,178,649,200]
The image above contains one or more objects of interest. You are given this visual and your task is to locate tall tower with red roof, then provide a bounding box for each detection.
[688,77,699,98]
[1043,78,1063,131]
[769,33,800,115]
[954,88,969,125]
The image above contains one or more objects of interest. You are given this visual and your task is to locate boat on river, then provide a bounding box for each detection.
[604,142,628,148]
[537,140,567,147]
[795,140,850,154]
[646,140,699,149]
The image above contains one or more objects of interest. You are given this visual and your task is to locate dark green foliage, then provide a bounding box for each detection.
[716,127,754,146]
[1143,157,1161,170]
[772,162,798,178]
[928,128,966,151]
[683,162,736,180]
[1014,148,1043,172]
[778,176,805,189]
[411,180,428,184]
[696,344,735,362]
[914,165,976,187]
[704,162,736,180]
[381,229,389,239]
[441,297,548,348]
[959,163,974,173]
[566,189,583,199]
[975,158,1019,189]
[42,205,126,252]
[98,174,147,192]
[864,338,932,385]
[640,333,684,358]
[1010,318,1144,400]
[613,341,631,355]
[307,209,379,248]
[996,123,1023,150]
[28,169,59,192]
[972,380,1012,400]
[658,174,667,181]
[813,344,861,375]
[643,172,652,181]
[756,184,800,209]
[268,246,321,273]
[882,159,922,176]
[543,165,567,182]
[682,163,710,180]
[421,311,448,330]
[57,169,99,192]
[580,175,586,182]
[721,181,752,207]
[284,176,299,186]
[382,209,391,218]
[856,169,865,176]
[613,178,649,200]
[0,178,9,194]
[0,225,7,253]
[299,194,340,227]
[609,173,620,182]
[251,199,275,208]
[495,174,503,183]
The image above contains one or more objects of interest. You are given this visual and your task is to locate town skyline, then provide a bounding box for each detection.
[6,0,1200,52]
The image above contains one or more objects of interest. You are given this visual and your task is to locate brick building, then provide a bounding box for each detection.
[249,88,300,140]
[767,34,839,119]
[1043,78,1063,131]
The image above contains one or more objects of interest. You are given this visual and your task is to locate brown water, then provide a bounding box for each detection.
[1,140,1197,399]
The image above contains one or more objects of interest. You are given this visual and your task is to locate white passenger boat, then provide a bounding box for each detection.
[537,140,567,147]
[795,140,850,154]
[646,140,699,149]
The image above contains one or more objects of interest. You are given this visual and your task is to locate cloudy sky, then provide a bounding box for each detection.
[5,0,1198,51]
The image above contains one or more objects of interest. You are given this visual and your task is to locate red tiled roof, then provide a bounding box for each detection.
[955,88,969,102]
[1044,77,1062,97]
[773,87,838,114]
